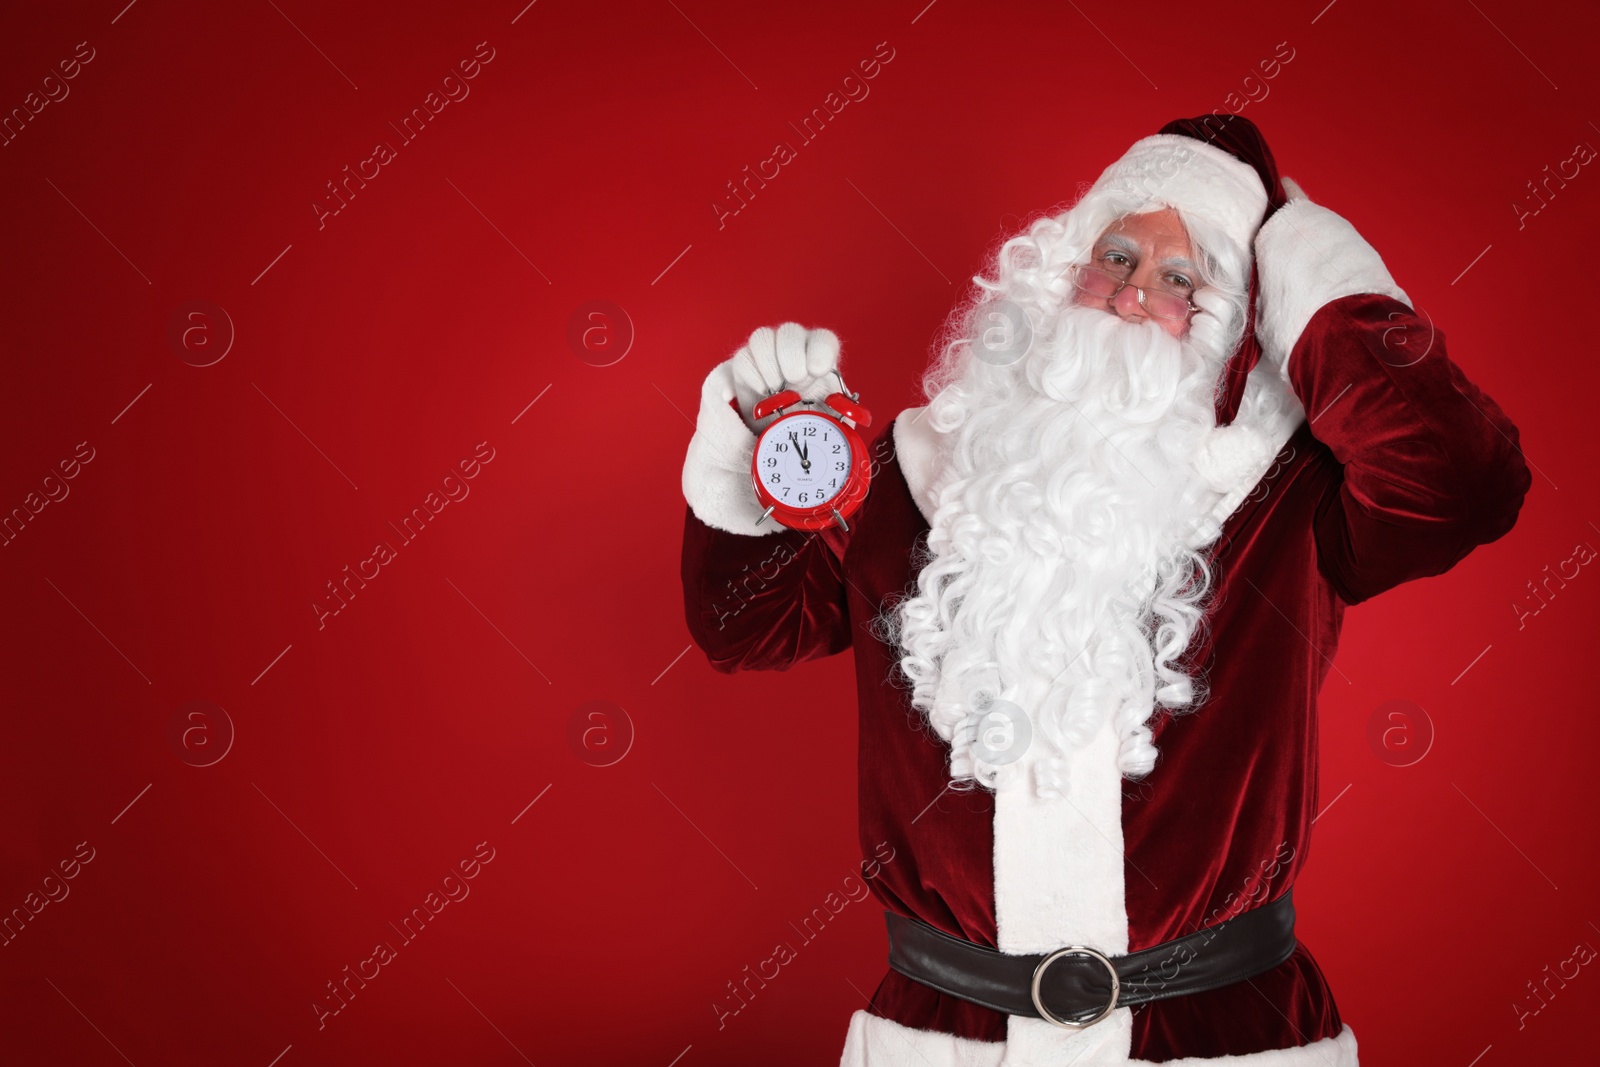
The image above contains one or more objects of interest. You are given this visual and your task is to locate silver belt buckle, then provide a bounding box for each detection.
[1029,945,1121,1029]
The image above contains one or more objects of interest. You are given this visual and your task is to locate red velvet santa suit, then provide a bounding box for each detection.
[679,135,1530,1064]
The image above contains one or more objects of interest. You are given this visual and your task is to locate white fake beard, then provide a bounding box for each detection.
[892,299,1235,798]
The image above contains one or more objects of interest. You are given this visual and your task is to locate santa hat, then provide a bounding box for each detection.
[1080,114,1289,426]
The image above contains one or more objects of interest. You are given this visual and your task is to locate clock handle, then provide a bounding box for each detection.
[825,392,872,428]
[752,389,801,421]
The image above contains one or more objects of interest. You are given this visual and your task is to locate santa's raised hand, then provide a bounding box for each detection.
[1251,173,1412,375]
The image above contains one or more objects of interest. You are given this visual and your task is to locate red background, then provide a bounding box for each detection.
[2,1,1597,1064]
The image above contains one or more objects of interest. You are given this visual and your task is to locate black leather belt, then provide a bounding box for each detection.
[885,890,1297,1029]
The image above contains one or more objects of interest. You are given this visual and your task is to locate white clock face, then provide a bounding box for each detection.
[757,413,852,508]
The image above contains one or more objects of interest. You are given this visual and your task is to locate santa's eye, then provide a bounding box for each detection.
[1099,250,1133,272]
[1166,273,1194,291]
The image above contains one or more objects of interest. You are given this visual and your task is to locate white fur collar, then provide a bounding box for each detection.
[891,405,949,523]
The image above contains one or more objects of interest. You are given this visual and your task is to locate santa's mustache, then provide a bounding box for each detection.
[1029,301,1219,421]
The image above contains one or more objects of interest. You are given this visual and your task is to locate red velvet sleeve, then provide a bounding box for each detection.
[1287,293,1532,605]
[679,504,854,672]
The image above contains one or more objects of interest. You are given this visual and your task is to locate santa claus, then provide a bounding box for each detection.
[678,114,1530,1065]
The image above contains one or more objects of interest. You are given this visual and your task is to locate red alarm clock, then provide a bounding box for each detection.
[749,370,873,532]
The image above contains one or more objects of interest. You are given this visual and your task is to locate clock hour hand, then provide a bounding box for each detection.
[789,431,810,470]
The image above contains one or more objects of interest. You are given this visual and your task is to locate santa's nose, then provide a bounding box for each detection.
[1111,283,1148,321]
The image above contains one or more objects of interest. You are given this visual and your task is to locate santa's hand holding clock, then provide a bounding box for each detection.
[683,321,854,536]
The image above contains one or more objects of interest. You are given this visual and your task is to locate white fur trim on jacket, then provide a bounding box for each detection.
[1253,177,1411,377]
[838,1011,1359,1067]
[892,407,948,522]
[993,717,1133,1063]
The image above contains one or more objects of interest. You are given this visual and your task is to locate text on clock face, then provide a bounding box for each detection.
[758,413,854,507]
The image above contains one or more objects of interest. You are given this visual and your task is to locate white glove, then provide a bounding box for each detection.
[682,323,844,536]
[1252,174,1411,376]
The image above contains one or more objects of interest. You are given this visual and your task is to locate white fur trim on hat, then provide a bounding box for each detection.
[1253,181,1411,376]
[1088,133,1270,257]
